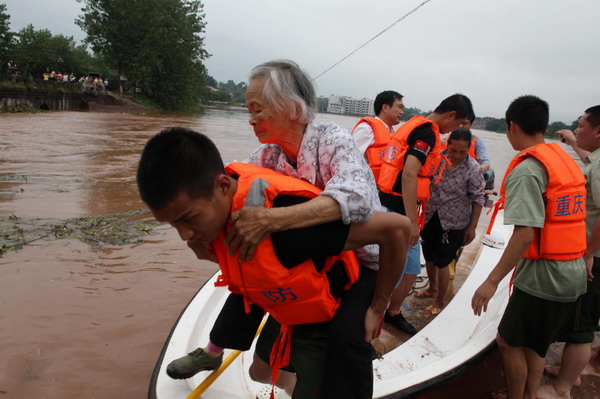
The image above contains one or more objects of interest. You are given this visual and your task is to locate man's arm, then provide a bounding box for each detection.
[464,166,486,245]
[343,211,411,342]
[556,129,589,163]
[402,154,422,246]
[471,225,534,315]
[584,218,600,280]
[351,122,375,159]
[474,138,491,173]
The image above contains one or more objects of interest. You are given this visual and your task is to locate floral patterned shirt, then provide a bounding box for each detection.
[246,122,381,270]
[425,152,485,230]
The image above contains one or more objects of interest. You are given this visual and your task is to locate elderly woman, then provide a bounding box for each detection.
[168,60,403,399]
[237,60,400,398]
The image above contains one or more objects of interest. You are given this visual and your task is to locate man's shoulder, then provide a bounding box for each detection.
[354,120,375,133]
[412,123,434,134]
[506,157,548,188]
[512,156,546,174]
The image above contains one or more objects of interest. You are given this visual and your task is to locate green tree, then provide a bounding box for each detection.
[0,3,13,68]
[402,107,427,121]
[77,0,210,110]
[205,74,218,88]
[217,79,247,103]
[317,97,328,113]
[12,24,106,79]
[545,121,568,137]
[569,119,578,131]
[483,117,506,132]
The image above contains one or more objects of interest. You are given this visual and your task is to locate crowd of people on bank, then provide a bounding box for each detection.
[4,62,109,92]
[41,68,108,92]
[135,59,599,399]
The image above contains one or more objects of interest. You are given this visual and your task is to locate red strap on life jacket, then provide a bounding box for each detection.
[432,154,449,185]
[484,197,516,297]
[214,274,227,287]
[485,197,504,235]
[269,324,293,399]
[417,202,426,230]
[508,267,516,297]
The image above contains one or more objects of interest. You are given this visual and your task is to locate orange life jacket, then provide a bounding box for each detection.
[378,115,444,227]
[352,116,392,182]
[212,162,360,388]
[440,135,478,160]
[487,142,586,260]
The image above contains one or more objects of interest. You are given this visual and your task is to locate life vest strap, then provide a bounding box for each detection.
[269,324,293,399]
[432,155,449,185]
[486,198,504,235]
[214,274,227,287]
[417,201,426,230]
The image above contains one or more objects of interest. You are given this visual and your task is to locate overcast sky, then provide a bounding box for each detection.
[4,0,599,122]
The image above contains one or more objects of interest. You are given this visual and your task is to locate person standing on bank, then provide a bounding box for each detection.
[378,94,474,335]
[472,95,587,399]
[352,90,405,182]
[415,128,484,314]
[170,60,395,399]
[538,105,600,399]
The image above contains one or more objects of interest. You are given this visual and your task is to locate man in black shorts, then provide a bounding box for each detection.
[137,127,410,398]
[471,96,587,399]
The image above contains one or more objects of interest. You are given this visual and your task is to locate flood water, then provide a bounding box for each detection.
[0,108,594,398]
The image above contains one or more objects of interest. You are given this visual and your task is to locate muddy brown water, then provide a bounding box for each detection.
[0,108,596,398]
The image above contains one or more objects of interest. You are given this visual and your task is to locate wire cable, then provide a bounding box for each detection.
[313,0,434,81]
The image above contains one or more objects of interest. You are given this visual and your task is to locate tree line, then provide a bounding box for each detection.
[0,1,211,110]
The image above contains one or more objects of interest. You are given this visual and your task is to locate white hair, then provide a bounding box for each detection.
[248,60,317,123]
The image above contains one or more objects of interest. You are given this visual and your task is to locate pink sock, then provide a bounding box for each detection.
[207,341,224,354]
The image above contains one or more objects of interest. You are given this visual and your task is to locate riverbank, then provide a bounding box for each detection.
[0,82,150,113]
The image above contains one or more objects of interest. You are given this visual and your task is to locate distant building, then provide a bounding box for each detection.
[327,95,374,116]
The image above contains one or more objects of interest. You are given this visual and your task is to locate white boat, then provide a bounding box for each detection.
[149,211,512,399]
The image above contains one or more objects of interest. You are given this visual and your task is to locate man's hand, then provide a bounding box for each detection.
[471,280,498,316]
[584,251,594,281]
[463,226,477,246]
[225,206,273,262]
[187,240,217,262]
[364,305,385,343]
[556,129,576,146]
[409,221,420,247]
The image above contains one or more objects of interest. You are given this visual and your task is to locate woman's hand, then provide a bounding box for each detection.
[463,226,477,246]
[225,206,274,262]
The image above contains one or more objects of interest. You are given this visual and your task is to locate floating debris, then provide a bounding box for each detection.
[0,209,160,255]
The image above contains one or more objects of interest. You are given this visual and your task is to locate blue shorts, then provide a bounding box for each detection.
[404,241,422,275]
[385,207,422,284]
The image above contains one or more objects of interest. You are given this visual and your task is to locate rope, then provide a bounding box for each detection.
[313,0,434,80]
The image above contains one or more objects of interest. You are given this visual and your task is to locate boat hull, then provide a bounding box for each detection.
[149,211,512,399]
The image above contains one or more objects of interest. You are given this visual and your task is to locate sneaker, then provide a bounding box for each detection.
[166,347,223,380]
[384,312,417,336]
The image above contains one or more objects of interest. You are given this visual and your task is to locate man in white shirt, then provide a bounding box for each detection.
[352,91,404,177]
